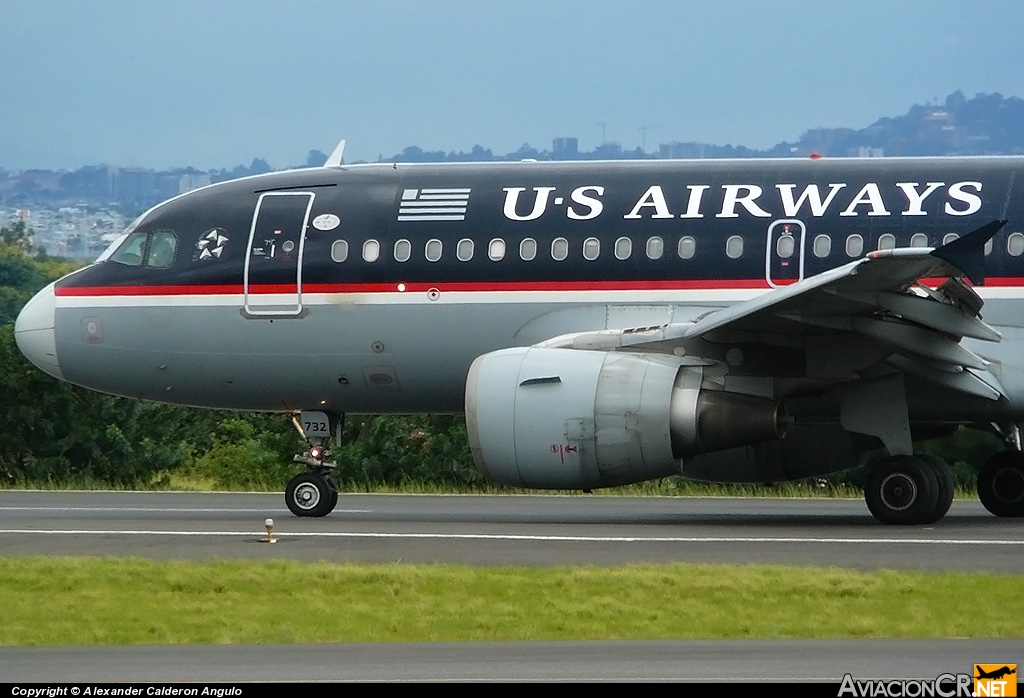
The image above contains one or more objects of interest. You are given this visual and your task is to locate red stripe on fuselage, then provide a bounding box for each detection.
[55,279,774,297]
[52,276,1024,297]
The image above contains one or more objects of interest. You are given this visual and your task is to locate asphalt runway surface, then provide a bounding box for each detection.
[0,490,1022,571]
[2,639,1020,682]
[3,491,1021,682]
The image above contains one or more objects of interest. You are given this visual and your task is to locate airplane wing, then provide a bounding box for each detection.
[539,220,1008,400]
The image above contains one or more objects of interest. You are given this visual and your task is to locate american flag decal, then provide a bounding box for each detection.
[397,188,471,221]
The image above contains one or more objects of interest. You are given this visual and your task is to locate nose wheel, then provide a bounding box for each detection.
[285,471,338,517]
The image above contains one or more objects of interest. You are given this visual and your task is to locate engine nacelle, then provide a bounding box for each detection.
[465,347,786,490]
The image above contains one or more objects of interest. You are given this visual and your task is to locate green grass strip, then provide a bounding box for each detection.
[0,476,878,498]
[1,557,1019,645]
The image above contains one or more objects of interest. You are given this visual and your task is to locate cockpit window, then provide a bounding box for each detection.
[146,231,178,268]
[98,212,148,262]
[96,233,129,263]
[110,231,149,266]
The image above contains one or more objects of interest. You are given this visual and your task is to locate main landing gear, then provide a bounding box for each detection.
[976,426,1024,518]
[864,454,953,525]
[840,375,955,525]
[284,411,342,518]
[863,425,1024,524]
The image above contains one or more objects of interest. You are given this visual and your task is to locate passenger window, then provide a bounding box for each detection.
[394,239,411,262]
[145,231,177,268]
[725,235,743,259]
[942,233,959,246]
[583,237,600,261]
[776,235,795,259]
[878,234,896,251]
[111,231,148,266]
[1008,232,1024,257]
[488,238,506,261]
[362,239,380,263]
[677,236,696,260]
[551,237,568,261]
[615,237,632,260]
[331,239,349,263]
[910,233,928,248]
[646,236,664,260]
[520,238,537,261]
[457,238,474,261]
[812,234,831,258]
[425,238,442,262]
[985,239,993,256]
[846,235,864,257]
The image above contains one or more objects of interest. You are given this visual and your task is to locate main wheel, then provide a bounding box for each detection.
[977,451,1024,517]
[918,455,954,524]
[285,471,336,517]
[865,455,940,525]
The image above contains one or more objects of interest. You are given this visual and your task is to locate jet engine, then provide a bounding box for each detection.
[464,347,787,490]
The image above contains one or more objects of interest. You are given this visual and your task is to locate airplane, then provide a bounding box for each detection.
[975,666,1017,681]
[13,148,1024,525]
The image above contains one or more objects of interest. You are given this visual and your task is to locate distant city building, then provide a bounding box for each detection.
[113,168,157,201]
[658,142,707,159]
[552,137,578,158]
[593,142,622,159]
[179,173,211,194]
[855,146,885,158]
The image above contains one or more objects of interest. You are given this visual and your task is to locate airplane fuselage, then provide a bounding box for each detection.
[21,156,1023,418]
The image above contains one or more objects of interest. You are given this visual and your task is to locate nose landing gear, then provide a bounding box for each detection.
[285,411,342,518]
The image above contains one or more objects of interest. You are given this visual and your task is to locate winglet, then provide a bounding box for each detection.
[930,219,1007,285]
[324,139,346,168]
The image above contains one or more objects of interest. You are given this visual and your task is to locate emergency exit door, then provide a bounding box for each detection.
[766,219,806,287]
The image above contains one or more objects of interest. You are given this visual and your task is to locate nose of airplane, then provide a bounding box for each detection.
[14,282,63,380]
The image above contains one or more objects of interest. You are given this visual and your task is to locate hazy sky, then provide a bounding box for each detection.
[2,0,1023,170]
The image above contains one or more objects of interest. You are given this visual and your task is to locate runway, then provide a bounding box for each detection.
[1,491,1022,571]
[2,491,1022,682]
[2,639,1020,682]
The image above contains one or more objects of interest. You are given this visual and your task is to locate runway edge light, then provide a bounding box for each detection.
[261,518,276,543]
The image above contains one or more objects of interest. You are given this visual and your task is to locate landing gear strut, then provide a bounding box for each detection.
[864,454,954,525]
[285,411,342,518]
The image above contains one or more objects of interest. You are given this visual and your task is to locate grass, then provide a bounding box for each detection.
[1,474,981,499]
[0,472,873,498]
[0,557,1019,645]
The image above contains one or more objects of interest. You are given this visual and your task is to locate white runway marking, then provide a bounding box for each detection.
[1,530,1022,545]
[0,507,370,513]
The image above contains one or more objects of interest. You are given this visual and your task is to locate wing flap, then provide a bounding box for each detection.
[887,354,1005,401]
[871,290,1001,341]
[850,316,988,369]
[539,220,1008,400]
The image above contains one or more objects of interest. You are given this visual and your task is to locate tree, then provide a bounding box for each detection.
[0,323,207,485]
[249,158,272,175]
[306,150,328,167]
[0,220,32,251]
